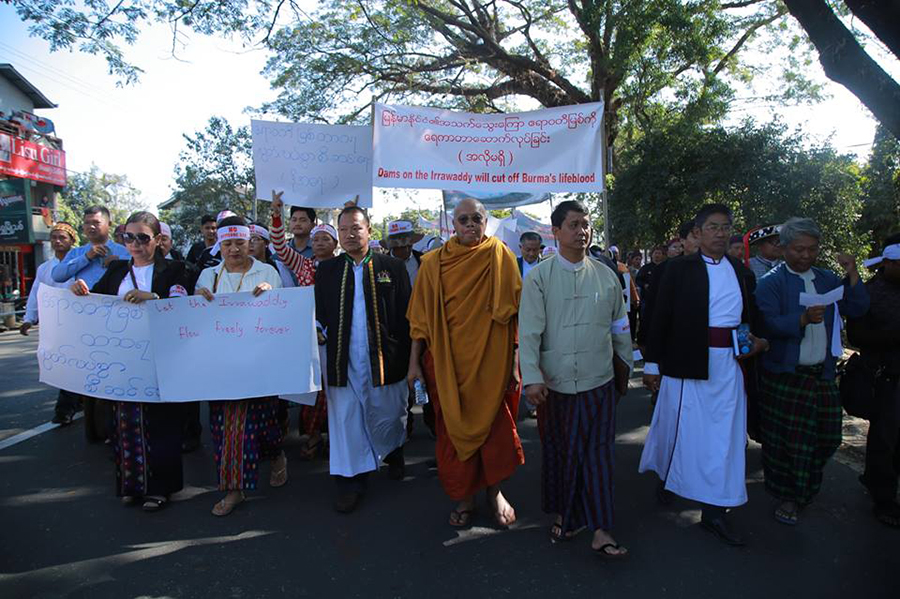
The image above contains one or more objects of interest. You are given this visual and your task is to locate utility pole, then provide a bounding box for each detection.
[601,104,611,250]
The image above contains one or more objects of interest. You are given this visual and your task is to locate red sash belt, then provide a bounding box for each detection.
[708,327,735,349]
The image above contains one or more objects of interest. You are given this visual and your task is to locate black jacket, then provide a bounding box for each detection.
[643,253,761,380]
[92,254,197,298]
[315,251,412,388]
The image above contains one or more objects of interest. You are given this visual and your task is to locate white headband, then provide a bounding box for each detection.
[863,243,900,268]
[217,225,251,243]
[311,224,338,241]
[249,224,270,241]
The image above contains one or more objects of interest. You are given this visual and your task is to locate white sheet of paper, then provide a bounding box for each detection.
[148,287,321,401]
[633,348,643,362]
[798,286,844,307]
[251,120,373,208]
[37,286,161,402]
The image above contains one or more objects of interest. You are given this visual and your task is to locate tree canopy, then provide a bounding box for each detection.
[609,119,869,263]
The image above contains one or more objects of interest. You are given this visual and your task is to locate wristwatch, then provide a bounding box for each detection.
[150,292,160,301]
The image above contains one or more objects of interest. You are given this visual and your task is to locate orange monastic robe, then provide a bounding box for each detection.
[408,235,524,500]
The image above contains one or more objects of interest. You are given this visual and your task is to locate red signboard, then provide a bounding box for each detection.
[0,132,66,186]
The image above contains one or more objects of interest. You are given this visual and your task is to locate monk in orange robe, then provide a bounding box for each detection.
[407,198,524,527]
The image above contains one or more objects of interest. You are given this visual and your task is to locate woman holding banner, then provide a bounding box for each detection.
[195,215,295,516]
[70,211,195,512]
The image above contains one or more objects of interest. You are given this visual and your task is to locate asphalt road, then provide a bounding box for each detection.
[0,328,897,598]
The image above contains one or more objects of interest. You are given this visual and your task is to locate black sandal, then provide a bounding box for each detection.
[449,507,475,527]
[550,522,587,544]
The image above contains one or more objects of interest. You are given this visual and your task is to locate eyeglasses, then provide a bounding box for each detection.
[122,232,153,245]
[703,223,733,234]
[457,214,484,226]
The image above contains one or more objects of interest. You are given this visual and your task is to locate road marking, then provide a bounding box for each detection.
[0,413,83,451]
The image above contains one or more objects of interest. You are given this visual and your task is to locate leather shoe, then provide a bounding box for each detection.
[387,458,405,481]
[334,491,363,514]
[52,412,74,425]
[700,513,745,546]
[656,482,676,506]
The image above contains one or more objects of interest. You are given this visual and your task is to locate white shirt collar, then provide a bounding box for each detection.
[785,263,815,280]
[556,253,585,271]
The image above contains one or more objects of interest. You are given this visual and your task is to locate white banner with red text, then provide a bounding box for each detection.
[251,120,373,208]
[372,102,604,193]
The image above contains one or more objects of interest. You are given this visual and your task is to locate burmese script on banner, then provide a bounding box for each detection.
[251,120,373,207]
[37,286,321,403]
[372,102,604,193]
[37,285,160,402]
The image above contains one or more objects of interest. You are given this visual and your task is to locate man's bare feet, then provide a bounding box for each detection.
[486,486,516,526]
[591,529,628,557]
[449,497,475,527]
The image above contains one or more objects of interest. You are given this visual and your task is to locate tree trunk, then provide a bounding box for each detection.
[784,0,900,140]
[844,0,900,61]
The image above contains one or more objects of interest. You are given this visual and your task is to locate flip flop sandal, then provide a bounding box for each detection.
[774,505,799,526]
[212,494,244,517]
[270,456,288,488]
[449,508,475,527]
[550,523,587,544]
[142,496,168,512]
[594,543,629,559]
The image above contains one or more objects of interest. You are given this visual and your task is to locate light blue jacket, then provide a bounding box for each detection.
[51,241,130,287]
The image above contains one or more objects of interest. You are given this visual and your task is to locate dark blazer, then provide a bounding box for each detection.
[92,254,197,298]
[643,253,761,380]
[315,251,412,388]
[166,248,185,262]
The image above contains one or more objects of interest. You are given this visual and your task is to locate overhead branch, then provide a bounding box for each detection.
[713,7,787,75]
[783,0,900,139]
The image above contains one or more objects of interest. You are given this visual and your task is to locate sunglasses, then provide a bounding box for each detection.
[456,214,484,226]
[123,232,154,245]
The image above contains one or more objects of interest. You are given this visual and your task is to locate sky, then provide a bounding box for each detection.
[0,3,894,224]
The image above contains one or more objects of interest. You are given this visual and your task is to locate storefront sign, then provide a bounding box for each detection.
[0,132,67,186]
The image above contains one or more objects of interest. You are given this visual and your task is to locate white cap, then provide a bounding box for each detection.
[388,220,414,237]
[159,222,172,238]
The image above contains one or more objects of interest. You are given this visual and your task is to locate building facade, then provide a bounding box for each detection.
[0,64,66,301]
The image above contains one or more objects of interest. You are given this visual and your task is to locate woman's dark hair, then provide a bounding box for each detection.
[217,215,247,229]
[125,211,161,236]
[125,211,164,260]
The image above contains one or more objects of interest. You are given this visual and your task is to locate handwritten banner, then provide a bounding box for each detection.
[372,102,604,193]
[37,285,160,402]
[148,286,321,402]
[251,120,373,208]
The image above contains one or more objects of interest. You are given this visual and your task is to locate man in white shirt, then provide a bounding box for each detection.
[20,222,79,424]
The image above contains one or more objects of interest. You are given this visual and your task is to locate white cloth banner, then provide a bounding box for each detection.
[251,119,373,208]
[148,286,321,402]
[37,285,161,401]
[373,102,604,193]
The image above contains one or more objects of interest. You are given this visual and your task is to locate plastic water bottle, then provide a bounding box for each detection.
[735,323,753,355]
[414,379,429,405]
